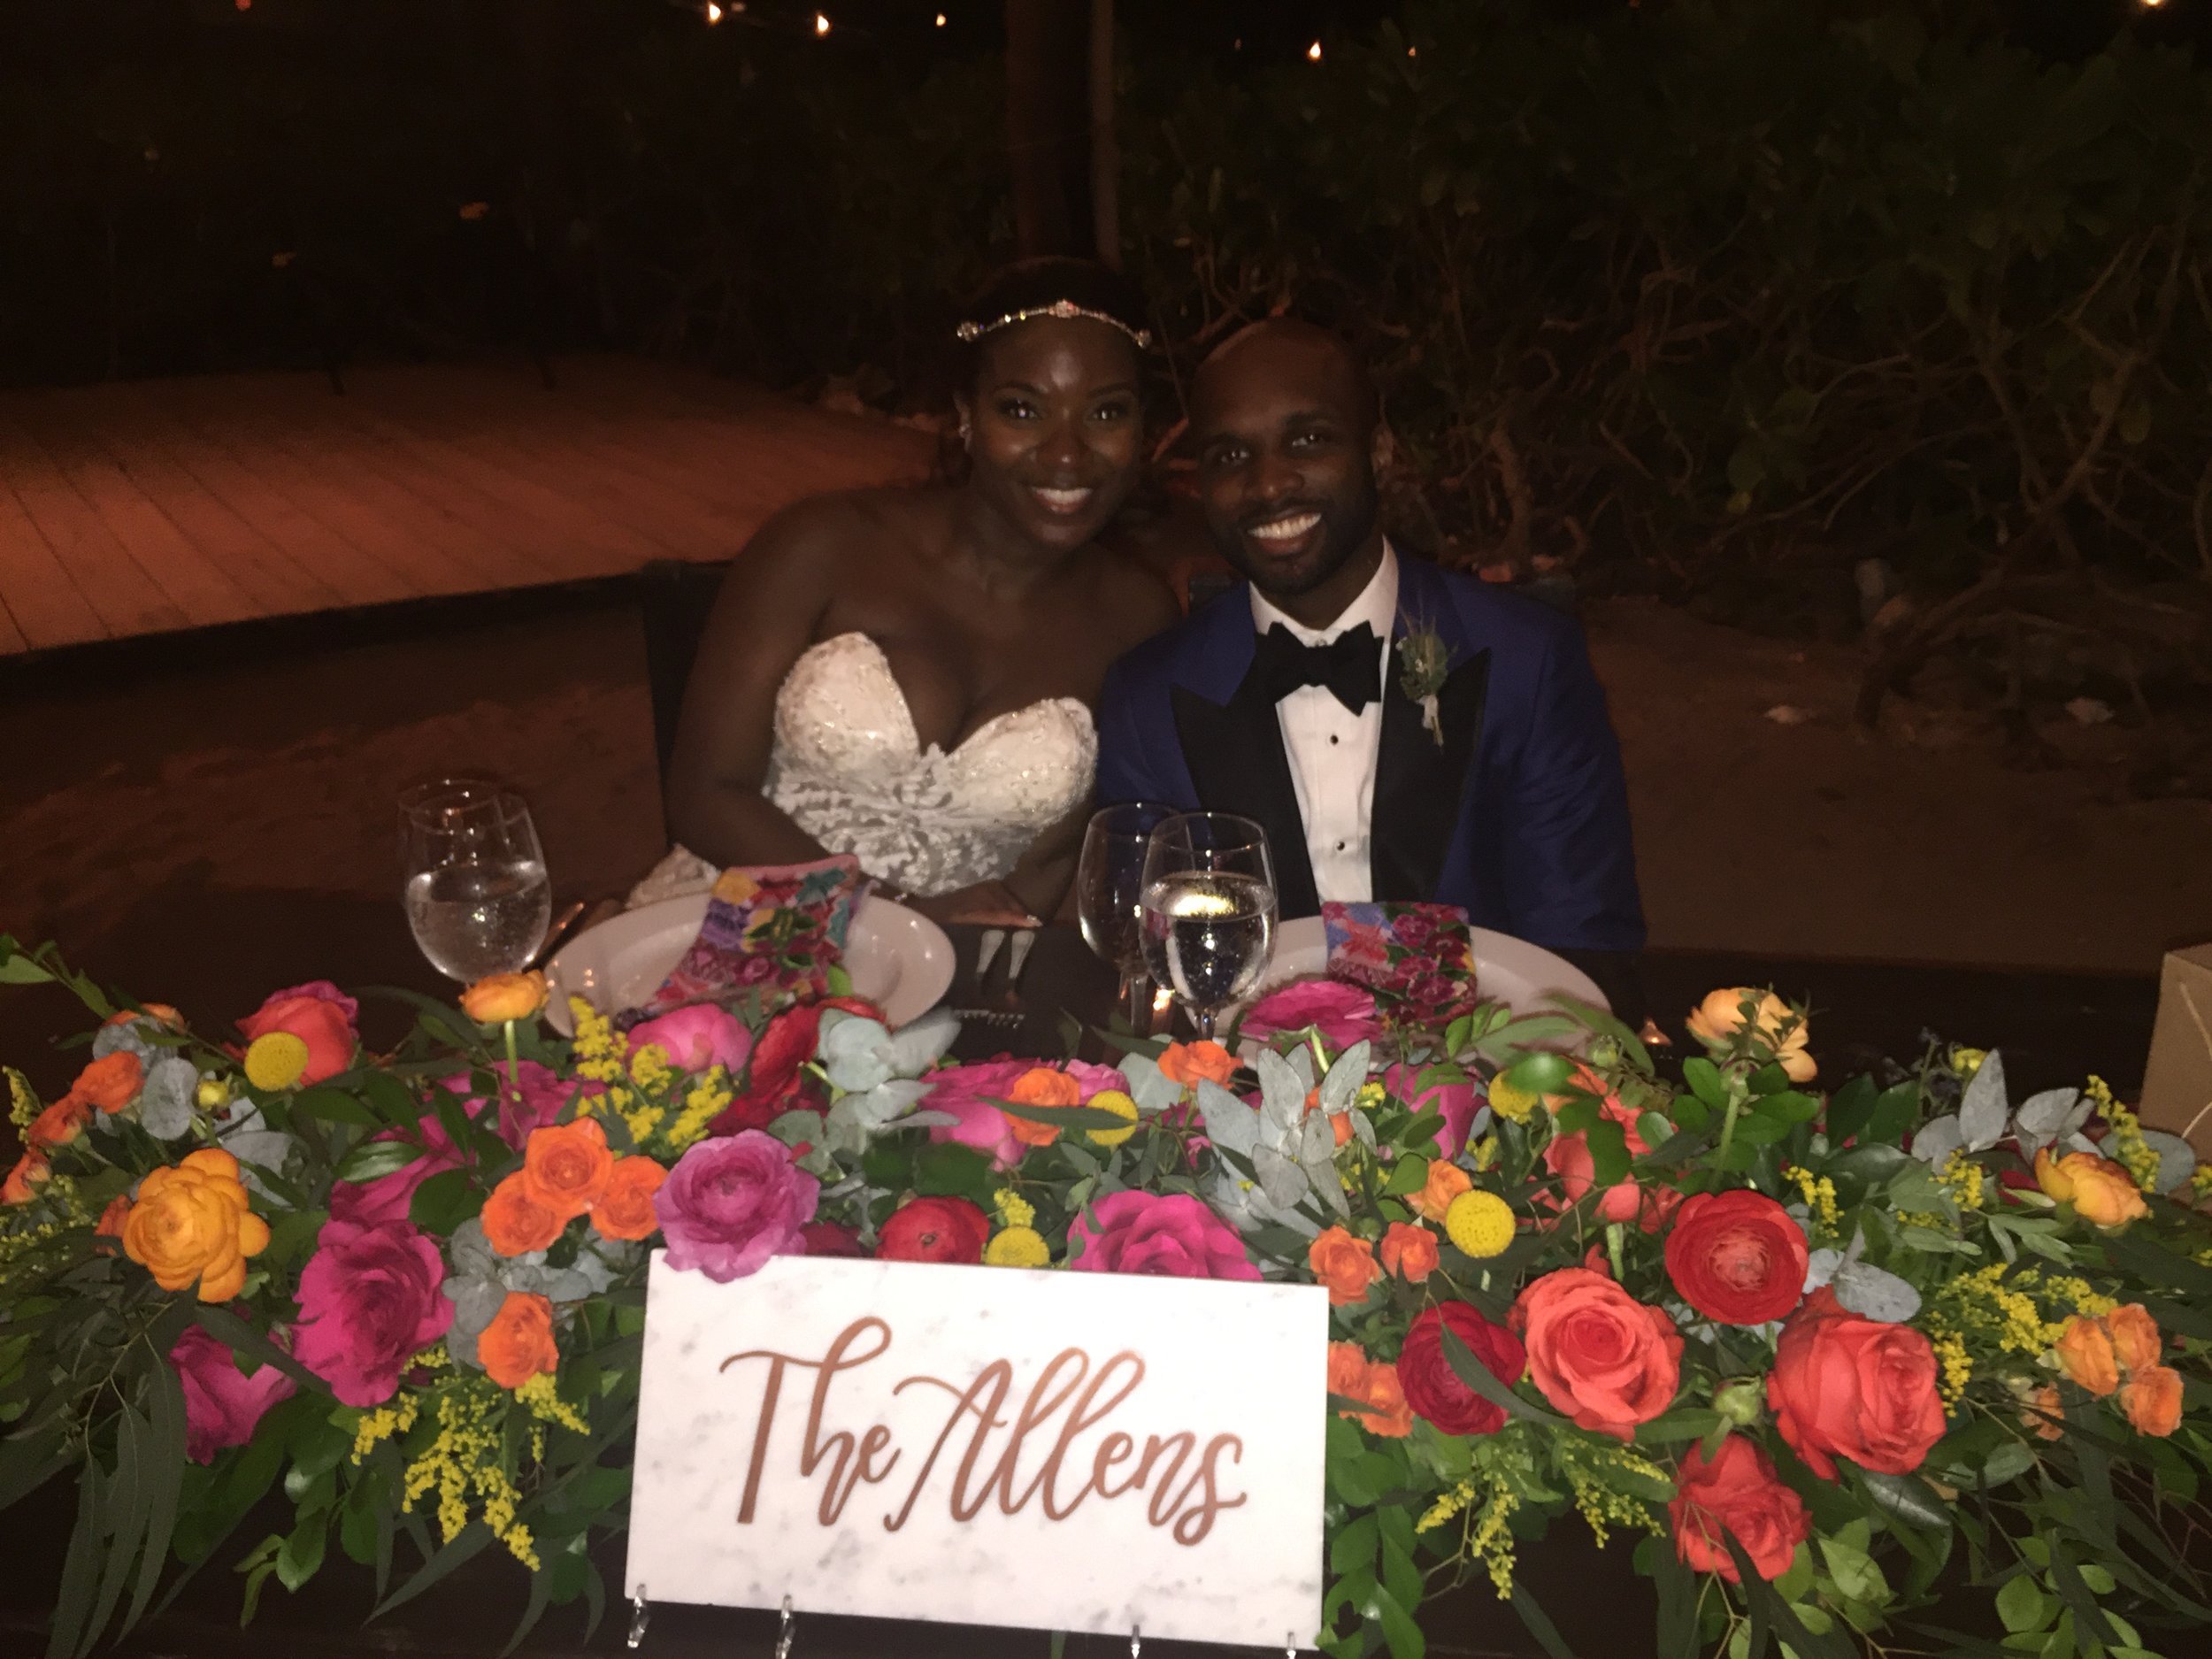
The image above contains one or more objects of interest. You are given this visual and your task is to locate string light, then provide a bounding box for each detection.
[1408,46,1417,57]
[2139,0,2165,7]
[704,2,721,19]
[815,11,831,33]
[1307,41,1322,62]
[935,11,947,23]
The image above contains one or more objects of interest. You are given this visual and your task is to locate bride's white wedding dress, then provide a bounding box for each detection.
[629,632,1096,907]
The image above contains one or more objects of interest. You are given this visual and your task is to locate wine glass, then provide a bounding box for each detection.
[1138,811,1279,1041]
[398,780,554,982]
[1077,803,1174,1033]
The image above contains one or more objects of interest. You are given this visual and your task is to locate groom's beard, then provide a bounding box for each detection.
[1216,482,1380,601]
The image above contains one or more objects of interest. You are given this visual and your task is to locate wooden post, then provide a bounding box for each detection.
[1003,0,1092,257]
[1089,0,1119,267]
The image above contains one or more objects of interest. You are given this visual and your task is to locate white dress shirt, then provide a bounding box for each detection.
[1249,543,1398,905]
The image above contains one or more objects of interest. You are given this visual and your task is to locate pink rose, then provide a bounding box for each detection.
[922,1058,1033,1168]
[1241,980,1384,1048]
[1067,1191,1259,1281]
[1386,1059,1480,1159]
[628,1004,755,1075]
[1064,1058,1132,1102]
[291,1220,455,1407]
[169,1322,296,1463]
[330,1114,466,1228]
[655,1130,818,1282]
[434,1060,569,1148]
[237,980,358,1086]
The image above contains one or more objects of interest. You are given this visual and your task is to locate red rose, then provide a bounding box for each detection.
[711,1004,823,1135]
[1669,1435,1812,1584]
[1510,1267,1683,1441]
[1397,1303,1527,1438]
[877,1197,990,1264]
[237,980,358,1086]
[1663,1189,1809,1326]
[1767,1287,1946,1480]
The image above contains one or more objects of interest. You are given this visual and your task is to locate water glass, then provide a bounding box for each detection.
[1138,811,1279,1041]
[399,780,553,982]
[1076,802,1174,1033]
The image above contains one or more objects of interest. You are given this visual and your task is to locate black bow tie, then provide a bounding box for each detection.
[1254,622,1382,713]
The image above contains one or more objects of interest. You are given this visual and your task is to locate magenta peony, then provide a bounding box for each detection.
[1241,979,1383,1048]
[1066,1191,1260,1281]
[921,1057,1033,1168]
[655,1131,818,1282]
[329,1113,467,1229]
[169,1323,296,1463]
[627,1004,755,1076]
[291,1220,455,1407]
[1384,1059,1480,1159]
[1063,1058,1132,1102]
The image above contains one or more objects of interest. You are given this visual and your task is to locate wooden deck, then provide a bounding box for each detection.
[0,357,935,657]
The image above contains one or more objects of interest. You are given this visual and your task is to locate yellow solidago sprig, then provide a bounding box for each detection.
[664,1066,733,1155]
[400,1373,540,1570]
[1784,1165,1842,1241]
[570,997,630,1085]
[1553,1434,1671,1551]
[1937,1151,1987,1212]
[2090,1079,2162,1196]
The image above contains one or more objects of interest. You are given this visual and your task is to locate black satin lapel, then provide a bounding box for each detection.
[1371,649,1490,902]
[1170,680,1321,919]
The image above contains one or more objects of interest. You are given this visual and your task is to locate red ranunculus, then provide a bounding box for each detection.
[1663,1189,1809,1326]
[876,1197,990,1264]
[1510,1268,1683,1441]
[1397,1302,1527,1438]
[1669,1435,1812,1583]
[1767,1288,1946,1480]
[710,1004,824,1135]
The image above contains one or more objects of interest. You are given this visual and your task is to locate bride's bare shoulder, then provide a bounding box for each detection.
[734,485,951,576]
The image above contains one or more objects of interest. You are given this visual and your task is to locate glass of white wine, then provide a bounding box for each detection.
[398,780,553,982]
[1077,802,1174,1033]
[1138,811,1279,1041]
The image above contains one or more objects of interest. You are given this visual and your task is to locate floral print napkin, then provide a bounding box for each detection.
[1322,901,1480,1026]
[618,856,862,1025]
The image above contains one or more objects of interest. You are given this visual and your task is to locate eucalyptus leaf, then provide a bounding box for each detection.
[1253,1145,1310,1209]
[1832,1261,1922,1323]
[1910,1112,1963,1167]
[2013,1087,2084,1155]
[1256,1049,1307,1133]
[818,1014,894,1093]
[1318,1042,1371,1115]
[2137,1129,2197,1194]
[136,1056,200,1141]
[1957,1051,2008,1150]
[1122,1053,1182,1115]
[883,1007,958,1075]
[1197,1079,1259,1158]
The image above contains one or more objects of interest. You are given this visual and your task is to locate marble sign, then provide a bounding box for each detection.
[625,1252,1329,1649]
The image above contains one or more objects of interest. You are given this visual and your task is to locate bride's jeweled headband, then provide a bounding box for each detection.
[954,298,1153,349]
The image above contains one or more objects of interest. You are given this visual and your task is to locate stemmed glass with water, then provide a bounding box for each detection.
[1138,811,1279,1041]
[399,780,553,981]
[1076,803,1176,1032]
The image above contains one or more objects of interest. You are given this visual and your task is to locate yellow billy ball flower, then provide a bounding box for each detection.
[1487,1075,1539,1124]
[194,1078,229,1110]
[984,1226,1051,1268]
[1086,1090,1140,1148]
[1444,1190,1515,1258]
[242,1031,310,1092]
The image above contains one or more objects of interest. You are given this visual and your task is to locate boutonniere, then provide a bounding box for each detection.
[1394,613,1449,747]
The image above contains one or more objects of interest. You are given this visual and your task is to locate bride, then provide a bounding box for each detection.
[655,258,1179,925]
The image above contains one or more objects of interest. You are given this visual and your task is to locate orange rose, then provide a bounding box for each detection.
[120,1148,269,1302]
[477,1291,561,1389]
[2054,1315,2120,1396]
[591,1156,669,1242]
[2121,1364,2183,1438]
[1307,1225,1380,1307]
[1326,1342,1412,1438]
[481,1171,566,1256]
[27,1095,92,1149]
[1379,1221,1440,1284]
[1411,1159,1471,1224]
[2034,1147,2148,1229]
[521,1118,613,1219]
[2,1150,50,1205]
[73,1051,146,1114]
[1002,1067,1081,1148]
[460,971,549,1025]
[2105,1303,2162,1374]
[1685,989,1816,1083]
[1157,1041,1236,1091]
[2021,1383,2064,1441]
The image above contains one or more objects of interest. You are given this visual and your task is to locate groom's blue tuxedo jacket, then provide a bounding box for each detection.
[1094,554,1645,953]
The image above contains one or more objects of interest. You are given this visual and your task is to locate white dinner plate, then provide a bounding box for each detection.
[544,894,955,1033]
[1240,917,1608,1023]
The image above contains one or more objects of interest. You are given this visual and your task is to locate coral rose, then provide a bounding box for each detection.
[591,1156,669,1242]
[1511,1268,1683,1440]
[1328,1341,1414,1439]
[72,1051,146,1113]
[627,1003,754,1075]
[1686,988,1816,1083]
[521,1118,613,1219]
[1068,1191,1259,1280]
[1002,1067,1080,1148]
[1399,1303,1528,1438]
[460,971,549,1025]
[1411,1159,1472,1224]
[481,1171,567,1256]
[170,1323,296,1463]
[27,1095,92,1149]
[1767,1288,1945,1479]
[2122,1365,2183,1437]
[291,1219,455,1407]
[1379,1222,1440,1284]
[655,1131,818,1282]
[478,1292,561,1389]
[2034,1148,2147,1229]
[1670,1435,1813,1584]
[237,981,359,1087]
[1663,1189,1809,1325]
[1542,1079,1677,1233]
[1307,1225,1381,1306]
[2,1150,49,1205]
[122,1148,270,1302]
[1157,1041,1236,1091]
[878,1196,992,1264]
[2053,1316,2120,1397]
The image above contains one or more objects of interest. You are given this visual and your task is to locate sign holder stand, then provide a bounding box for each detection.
[1132,1625,1304,1655]
[626,1589,799,1655]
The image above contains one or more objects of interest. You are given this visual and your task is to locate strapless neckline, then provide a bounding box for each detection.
[818,632,1093,762]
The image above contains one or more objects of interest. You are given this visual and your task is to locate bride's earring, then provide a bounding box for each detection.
[957,415,972,448]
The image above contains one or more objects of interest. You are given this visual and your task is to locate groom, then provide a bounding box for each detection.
[1094,319,1645,967]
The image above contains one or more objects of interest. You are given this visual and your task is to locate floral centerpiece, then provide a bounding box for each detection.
[4,932,2211,1659]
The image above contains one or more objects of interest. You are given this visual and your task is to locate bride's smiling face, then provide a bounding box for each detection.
[962,317,1143,553]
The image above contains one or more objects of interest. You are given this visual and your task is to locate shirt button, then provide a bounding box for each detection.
[1329,734,1340,745]
[1335,841,1348,852]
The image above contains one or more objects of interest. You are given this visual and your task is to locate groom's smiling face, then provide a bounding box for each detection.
[1190,323,1384,611]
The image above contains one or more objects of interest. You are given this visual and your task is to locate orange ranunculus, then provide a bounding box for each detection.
[481,1171,566,1256]
[1685,989,1816,1082]
[120,1148,269,1302]
[2,1150,50,1205]
[2105,1303,2162,1374]
[521,1118,613,1219]
[1307,1225,1380,1308]
[73,1051,146,1114]
[93,1194,130,1245]
[2053,1315,2120,1398]
[2021,1383,2065,1441]
[2121,1364,2184,1438]
[1379,1221,1440,1284]
[478,1292,561,1389]
[104,1002,181,1028]
[460,971,549,1025]
[1156,1041,1236,1091]
[27,1095,92,1149]
[591,1156,669,1242]
[2034,1147,2148,1230]
[1411,1159,1471,1224]
[1326,1341,1413,1438]
[1002,1067,1081,1148]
